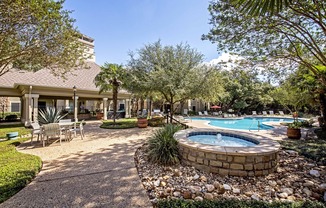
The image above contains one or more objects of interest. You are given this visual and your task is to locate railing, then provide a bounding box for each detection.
[249,119,260,131]
[166,114,189,129]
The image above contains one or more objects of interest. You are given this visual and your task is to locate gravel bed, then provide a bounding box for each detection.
[135,143,326,205]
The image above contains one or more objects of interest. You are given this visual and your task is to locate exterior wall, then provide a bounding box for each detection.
[179,145,278,177]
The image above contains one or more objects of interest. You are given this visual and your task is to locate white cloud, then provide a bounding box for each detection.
[203,53,244,70]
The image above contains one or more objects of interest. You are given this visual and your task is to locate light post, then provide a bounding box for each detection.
[73,86,77,121]
[73,86,77,136]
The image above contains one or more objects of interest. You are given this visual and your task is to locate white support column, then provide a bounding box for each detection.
[65,100,69,111]
[22,95,30,125]
[125,99,131,118]
[103,98,108,120]
[32,94,39,122]
[74,96,79,122]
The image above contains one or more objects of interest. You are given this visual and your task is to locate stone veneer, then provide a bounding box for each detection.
[174,128,280,177]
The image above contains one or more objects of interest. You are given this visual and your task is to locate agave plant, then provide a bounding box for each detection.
[146,124,183,165]
[38,107,68,125]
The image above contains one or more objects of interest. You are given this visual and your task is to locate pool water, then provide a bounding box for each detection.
[188,134,256,147]
[190,117,295,130]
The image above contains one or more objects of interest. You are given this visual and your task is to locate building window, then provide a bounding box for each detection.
[11,102,20,112]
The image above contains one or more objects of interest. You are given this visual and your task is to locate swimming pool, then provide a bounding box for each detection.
[190,117,295,130]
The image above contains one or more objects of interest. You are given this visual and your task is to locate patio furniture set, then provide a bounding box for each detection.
[30,119,84,147]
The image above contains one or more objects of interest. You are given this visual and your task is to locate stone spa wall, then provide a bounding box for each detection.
[174,129,280,177]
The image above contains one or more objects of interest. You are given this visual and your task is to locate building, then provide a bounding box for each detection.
[0,35,132,125]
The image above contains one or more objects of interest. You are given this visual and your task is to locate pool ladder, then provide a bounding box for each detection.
[249,120,260,132]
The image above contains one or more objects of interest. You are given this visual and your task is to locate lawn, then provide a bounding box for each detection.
[0,124,42,203]
[280,128,326,165]
[100,118,137,129]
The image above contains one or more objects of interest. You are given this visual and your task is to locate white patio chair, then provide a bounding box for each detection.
[252,111,257,116]
[269,111,274,116]
[198,111,203,116]
[279,111,285,116]
[262,111,267,116]
[69,121,85,140]
[30,122,42,145]
[204,111,209,116]
[42,123,62,147]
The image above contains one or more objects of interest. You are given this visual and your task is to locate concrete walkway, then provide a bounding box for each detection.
[0,122,154,208]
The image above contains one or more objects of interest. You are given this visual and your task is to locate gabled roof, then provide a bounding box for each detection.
[0,62,128,93]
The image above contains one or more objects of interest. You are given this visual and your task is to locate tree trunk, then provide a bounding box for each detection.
[112,84,118,124]
[319,91,326,129]
[170,98,174,123]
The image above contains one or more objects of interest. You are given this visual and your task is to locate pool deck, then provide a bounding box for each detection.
[185,118,307,141]
[0,121,154,208]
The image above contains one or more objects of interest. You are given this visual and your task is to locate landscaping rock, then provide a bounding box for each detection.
[135,147,326,205]
[280,188,293,195]
[154,179,160,187]
[223,184,232,191]
[204,193,214,200]
[303,188,312,196]
[278,192,288,198]
[189,186,201,193]
[233,188,241,194]
[251,194,260,201]
[173,191,181,197]
[205,184,215,192]
[309,169,320,177]
[194,196,203,201]
[183,191,192,199]
[193,174,200,180]
[200,175,207,182]
[303,180,314,187]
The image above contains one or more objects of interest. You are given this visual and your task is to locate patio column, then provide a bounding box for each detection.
[32,94,39,122]
[74,96,79,122]
[64,100,69,112]
[103,98,108,120]
[125,99,131,118]
[22,95,31,126]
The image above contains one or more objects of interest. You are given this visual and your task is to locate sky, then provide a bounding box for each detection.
[63,0,220,66]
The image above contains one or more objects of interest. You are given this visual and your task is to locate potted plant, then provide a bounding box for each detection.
[287,121,302,139]
[137,113,148,128]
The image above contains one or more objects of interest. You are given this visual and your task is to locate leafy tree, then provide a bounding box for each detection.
[0,0,86,77]
[218,68,273,113]
[127,41,223,122]
[231,0,293,16]
[270,83,311,113]
[94,63,125,124]
[203,0,326,117]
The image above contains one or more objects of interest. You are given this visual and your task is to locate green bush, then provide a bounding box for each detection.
[148,117,165,127]
[38,107,68,124]
[0,112,21,120]
[0,138,42,203]
[147,124,182,165]
[157,199,326,208]
[100,118,137,129]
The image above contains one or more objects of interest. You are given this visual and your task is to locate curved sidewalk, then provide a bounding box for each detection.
[0,122,154,208]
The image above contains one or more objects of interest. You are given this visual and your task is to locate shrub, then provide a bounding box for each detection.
[147,124,182,165]
[100,118,137,129]
[148,117,165,127]
[38,107,68,124]
[156,199,326,208]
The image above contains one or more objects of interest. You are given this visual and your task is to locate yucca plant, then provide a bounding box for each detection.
[38,107,68,125]
[146,124,182,165]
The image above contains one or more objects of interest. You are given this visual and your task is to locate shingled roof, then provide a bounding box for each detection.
[0,62,128,93]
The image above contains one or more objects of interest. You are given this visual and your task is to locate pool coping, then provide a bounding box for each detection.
[187,116,296,132]
[174,128,281,156]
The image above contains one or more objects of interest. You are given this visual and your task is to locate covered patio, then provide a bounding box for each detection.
[0,61,132,125]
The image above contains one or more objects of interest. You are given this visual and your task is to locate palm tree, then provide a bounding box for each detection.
[94,63,125,124]
[231,0,292,16]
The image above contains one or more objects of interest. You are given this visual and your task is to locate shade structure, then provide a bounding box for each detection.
[210,105,221,109]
